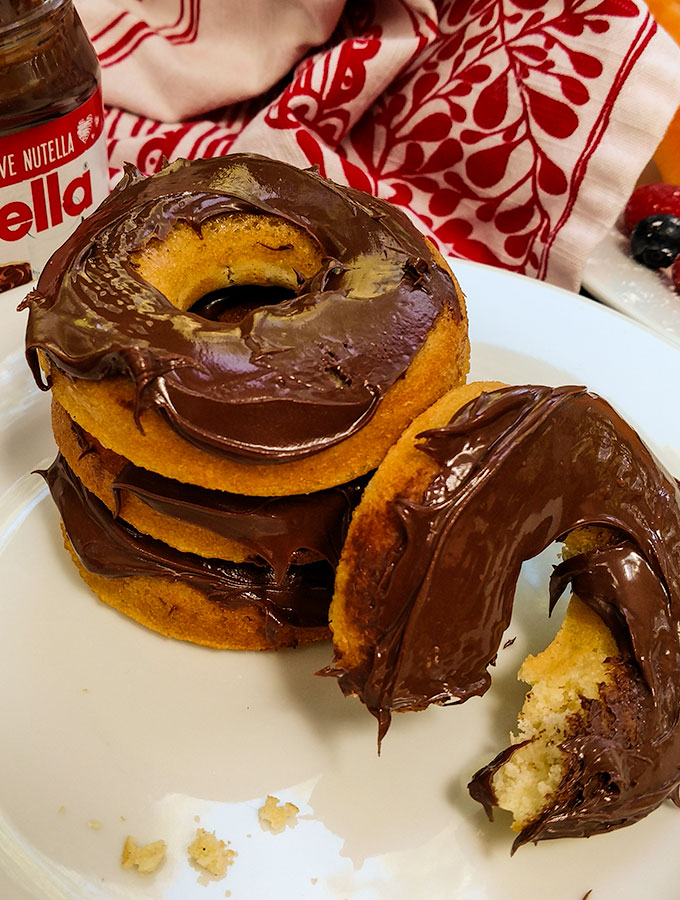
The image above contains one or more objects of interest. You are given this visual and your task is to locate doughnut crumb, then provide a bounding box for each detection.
[258,795,299,833]
[187,828,236,877]
[121,835,167,874]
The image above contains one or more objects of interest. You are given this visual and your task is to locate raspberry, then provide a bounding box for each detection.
[630,214,680,269]
[623,182,680,234]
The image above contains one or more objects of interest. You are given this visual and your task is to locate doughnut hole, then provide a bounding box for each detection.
[129,213,322,313]
[189,285,298,325]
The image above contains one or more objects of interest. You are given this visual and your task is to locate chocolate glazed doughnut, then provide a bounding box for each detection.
[21,154,469,495]
[47,397,367,650]
[43,455,334,650]
[326,383,680,842]
[51,399,368,579]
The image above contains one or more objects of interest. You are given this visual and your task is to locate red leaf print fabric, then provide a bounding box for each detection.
[77,0,680,290]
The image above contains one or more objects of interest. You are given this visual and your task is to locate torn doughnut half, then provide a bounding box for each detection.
[325,382,680,843]
[470,526,680,850]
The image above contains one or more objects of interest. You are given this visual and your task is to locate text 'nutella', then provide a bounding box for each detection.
[0,0,108,294]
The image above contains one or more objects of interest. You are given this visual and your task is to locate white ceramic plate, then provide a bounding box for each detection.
[2,262,680,900]
[583,225,680,349]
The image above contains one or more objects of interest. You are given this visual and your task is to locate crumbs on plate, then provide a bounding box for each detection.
[121,835,167,874]
[258,794,299,833]
[188,828,237,877]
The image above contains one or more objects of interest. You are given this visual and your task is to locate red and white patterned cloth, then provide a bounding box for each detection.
[76,0,680,291]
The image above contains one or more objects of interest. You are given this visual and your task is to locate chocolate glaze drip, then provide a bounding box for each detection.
[328,384,680,838]
[65,416,366,580]
[470,540,680,850]
[112,462,367,582]
[43,455,335,639]
[21,154,459,462]
[0,262,32,293]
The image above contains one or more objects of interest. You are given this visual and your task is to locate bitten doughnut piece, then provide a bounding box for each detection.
[469,525,680,849]
[471,596,622,844]
[22,153,469,496]
[326,383,680,843]
[472,528,621,833]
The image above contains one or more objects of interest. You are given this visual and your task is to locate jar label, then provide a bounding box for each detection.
[0,87,109,294]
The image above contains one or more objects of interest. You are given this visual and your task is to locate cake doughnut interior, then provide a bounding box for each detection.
[469,523,680,849]
[325,382,680,842]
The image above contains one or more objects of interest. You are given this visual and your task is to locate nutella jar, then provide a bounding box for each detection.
[0,0,108,293]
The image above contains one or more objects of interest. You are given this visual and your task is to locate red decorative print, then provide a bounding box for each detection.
[91,0,680,290]
[94,1,200,67]
[265,35,382,145]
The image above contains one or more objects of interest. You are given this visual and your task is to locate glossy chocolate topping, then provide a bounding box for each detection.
[43,455,334,638]
[470,540,680,849]
[21,154,460,462]
[66,416,366,582]
[327,385,680,838]
[113,463,367,582]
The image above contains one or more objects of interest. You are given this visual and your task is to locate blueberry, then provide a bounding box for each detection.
[630,214,680,269]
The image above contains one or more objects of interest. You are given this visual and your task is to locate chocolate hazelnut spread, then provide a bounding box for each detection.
[21,154,462,462]
[66,414,368,582]
[112,463,368,582]
[326,384,680,836]
[0,0,108,291]
[469,541,680,849]
[43,455,335,640]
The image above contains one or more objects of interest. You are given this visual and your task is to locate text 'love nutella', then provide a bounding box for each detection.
[0,0,108,294]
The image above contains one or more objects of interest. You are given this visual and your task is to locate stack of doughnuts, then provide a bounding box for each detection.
[21,154,470,650]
